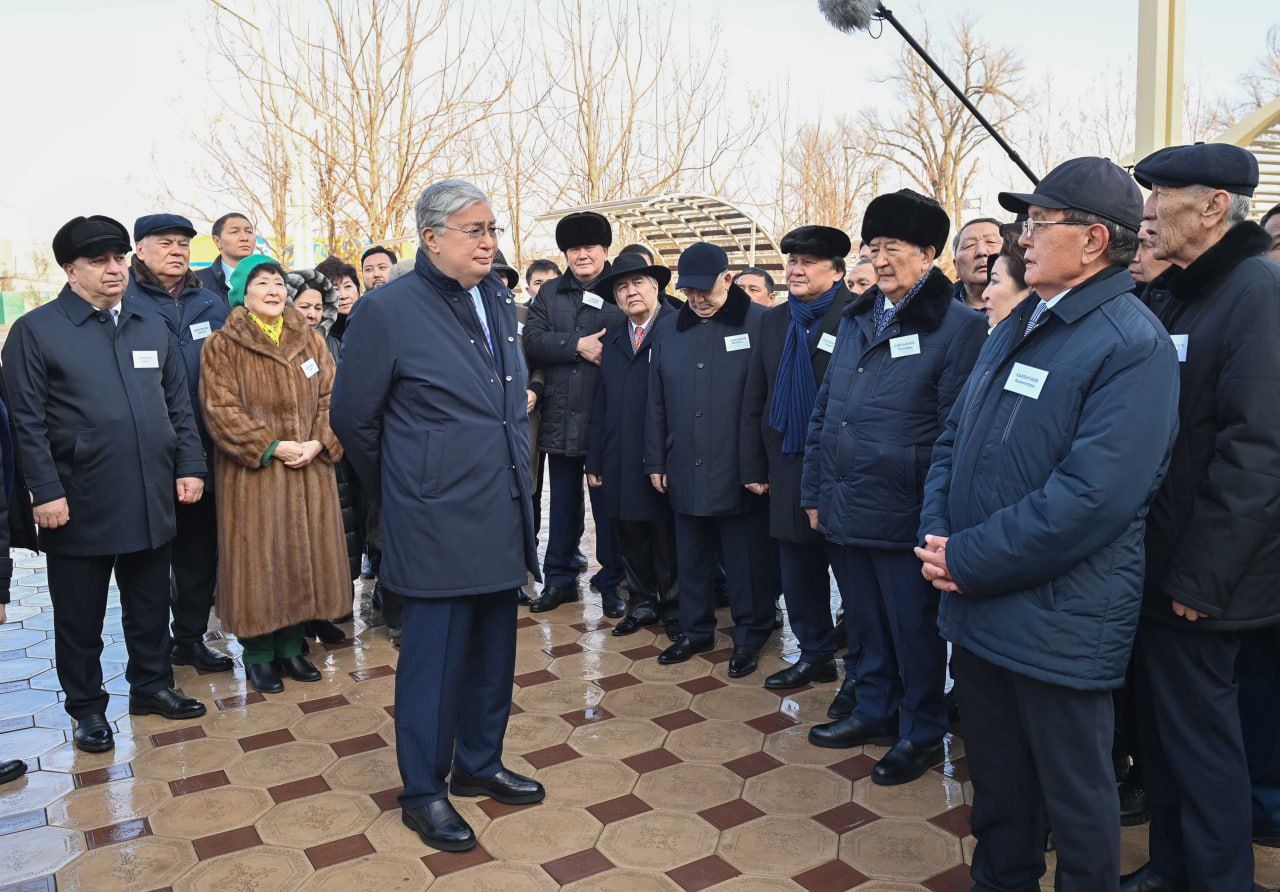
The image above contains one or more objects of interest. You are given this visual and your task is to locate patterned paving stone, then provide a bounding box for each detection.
[56,835,196,892]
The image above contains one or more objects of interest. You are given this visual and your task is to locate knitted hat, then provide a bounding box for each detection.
[227,254,282,308]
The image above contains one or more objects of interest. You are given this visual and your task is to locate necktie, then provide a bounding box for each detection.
[1024,299,1048,336]
[110,307,120,327]
[633,325,645,351]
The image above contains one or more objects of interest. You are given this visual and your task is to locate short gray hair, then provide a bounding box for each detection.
[414,178,490,235]
[385,258,415,284]
[1186,185,1252,226]
[1061,208,1139,266]
[613,273,659,297]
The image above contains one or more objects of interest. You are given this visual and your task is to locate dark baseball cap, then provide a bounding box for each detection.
[1134,143,1260,197]
[676,242,730,291]
[134,213,197,241]
[998,157,1143,232]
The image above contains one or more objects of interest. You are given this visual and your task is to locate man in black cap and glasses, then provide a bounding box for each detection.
[915,158,1181,891]
[2,216,209,754]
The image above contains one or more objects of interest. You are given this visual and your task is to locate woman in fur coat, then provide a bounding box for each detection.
[200,255,350,693]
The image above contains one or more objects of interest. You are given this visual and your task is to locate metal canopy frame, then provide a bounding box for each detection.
[1214,96,1280,220]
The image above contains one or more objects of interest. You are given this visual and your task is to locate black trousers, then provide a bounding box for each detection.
[544,454,622,593]
[615,515,677,619]
[47,544,174,719]
[1239,627,1280,834]
[170,493,217,644]
[777,540,838,665]
[673,506,775,649]
[953,646,1119,892]
[1136,621,1254,891]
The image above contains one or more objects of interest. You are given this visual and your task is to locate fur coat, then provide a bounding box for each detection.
[199,305,349,638]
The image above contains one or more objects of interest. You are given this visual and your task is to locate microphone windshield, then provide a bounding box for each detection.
[818,0,879,33]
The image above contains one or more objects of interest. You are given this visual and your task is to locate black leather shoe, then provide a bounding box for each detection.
[0,759,27,785]
[247,661,284,693]
[571,550,589,571]
[809,717,896,749]
[305,620,346,644]
[529,585,579,613]
[517,586,534,606]
[402,800,476,852]
[613,606,659,636]
[727,645,759,678]
[872,738,944,786]
[764,659,837,690]
[662,618,682,642]
[827,676,858,719]
[602,593,627,618]
[129,688,207,719]
[1119,780,1150,826]
[450,767,546,804]
[276,655,322,682]
[1119,865,1186,892]
[73,714,114,753]
[659,636,714,665]
[170,640,234,673]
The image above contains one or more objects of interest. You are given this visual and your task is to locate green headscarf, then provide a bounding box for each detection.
[227,253,282,308]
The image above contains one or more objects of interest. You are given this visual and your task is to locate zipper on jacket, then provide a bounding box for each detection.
[1000,396,1024,445]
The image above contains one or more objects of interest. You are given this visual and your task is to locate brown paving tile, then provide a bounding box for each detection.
[699,647,734,665]
[350,665,395,682]
[84,817,151,850]
[73,762,133,788]
[541,847,614,885]
[331,733,388,757]
[828,753,878,782]
[421,843,493,876]
[665,854,740,890]
[622,748,681,774]
[696,798,764,831]
[192,824,262,859]
[924,863,973,891]
[298,694,349,713]
[678,676,727,695]
[215,692,265,710]
[724,751,782,779]
[384,704,396,718]
[508,702,523,716]
[239,728,295,751]
[653,709,705,731]
[476,797,542,819]
[794,860,869,891]
[814,801,879,834]
[930,804,973,837]
[371,786,403,812]
[524,742,581,769]
[150,725,206,747]
[586,794,651,823]
[596,673,641,692]
[168,769,229,797]
[620,644,664,660]
[746,712,798,735]
[0,809,47,837]
[269,774,331,803]
[514,669,559,688]
[306,832,376,869]
[559,706,613,727]
[516,616,539,629]
[546,642,585,658]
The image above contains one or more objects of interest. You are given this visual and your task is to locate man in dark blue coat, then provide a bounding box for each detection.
[645,243,774,676]
[916,158,1181,891]
[127,214,232,674]
[195,212,256,308]
[800,194,986,783]
[741,226,855,704]
[3,216,210,755]
[331,180,544,852]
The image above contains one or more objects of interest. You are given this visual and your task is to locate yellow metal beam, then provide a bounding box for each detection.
[1135,0,1186,158]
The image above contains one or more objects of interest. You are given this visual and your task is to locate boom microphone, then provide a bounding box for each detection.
[817,0,881,33]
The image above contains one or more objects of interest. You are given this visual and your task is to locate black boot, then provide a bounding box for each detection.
[247,661,284,693]
[601,592,627,618]
[170,640,234,672]
[276,655,322,682]
[727,646,759,678]
[305,620,346,644]
[72,714,113,753]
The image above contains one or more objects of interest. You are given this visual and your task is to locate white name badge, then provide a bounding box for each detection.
[1004,362,1048,400]
[724,333,751,352]
[581,293,604,309]
[189,321,212,340]
[517,321,525,335]
[889,334,921,358]
[132,350,159,369]
[301,358,320,379]
[817,332,837,353]
[1170,333,1188,363]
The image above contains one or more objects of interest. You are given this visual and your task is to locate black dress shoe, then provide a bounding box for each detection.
[0,759,27,785]
[602,593,627,618]
[305,620,346,644]
[764,658,837,690]
[1119,865,1186,892]
[809,717,896,749]
[517,587,534,606]
[571,550,590,571]
[1119,780,1150,826]
[659,636,714,665]
[276,655,322,682]
[727,645,759,678]
[662,618,682,642]
[129,688,207,719]
[872,738,944,786]
[247,661,284,693]
[73,714,114,753]
[827,676,857,719]
[450,767,546,804]
[402,800,476,852]
[612,606,659,636]
[529,585,579,613]
[170,640,234,672]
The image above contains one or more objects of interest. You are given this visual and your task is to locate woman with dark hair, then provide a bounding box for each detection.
[981,234,1031,331]
[316,256,362,341]
[200,255,350,693]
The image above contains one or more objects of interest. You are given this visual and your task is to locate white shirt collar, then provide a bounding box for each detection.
[1042,288,1070,310]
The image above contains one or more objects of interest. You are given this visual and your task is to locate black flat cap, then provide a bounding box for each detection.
[999,156,1142,232]
[780,225,852,259]
[861,190,950,255]
[594,251,671,297]
[52,215,131,266]
[133,213,196,241]
[1134,143,1260,197]
[555,211,612,252]
[492,249,519,289]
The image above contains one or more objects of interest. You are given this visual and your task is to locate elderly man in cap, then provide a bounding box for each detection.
[952,218,1004,309]
[127,214,231,673]
[800,195,986,777]
[645,242,774,675]
[913,159,1180,890]
[523,211,627,616]
[1120,144,1280,892]
[196,213,256,307]
[741,226,855,698]
[2,216,209,754]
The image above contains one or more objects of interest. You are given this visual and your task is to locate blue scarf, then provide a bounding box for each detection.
[872,269,930,336]
[769,282,840,455]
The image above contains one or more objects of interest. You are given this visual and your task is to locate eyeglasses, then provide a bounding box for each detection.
[442,225,506,240]
[1021,220,1091,237]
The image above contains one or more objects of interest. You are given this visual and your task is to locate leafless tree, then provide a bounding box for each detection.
[776,118,881,237]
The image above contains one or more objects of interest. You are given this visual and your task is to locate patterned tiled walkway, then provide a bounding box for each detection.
[2,546,1278,890]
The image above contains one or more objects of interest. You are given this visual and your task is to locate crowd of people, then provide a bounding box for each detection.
[0,144,1278,891]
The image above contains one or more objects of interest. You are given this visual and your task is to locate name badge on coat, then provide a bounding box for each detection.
[889,334,921,358]
[517,321,525,335]
[301,358,320,379]
[132,350,159,369]
[1170,333,1188,363]
[189,321,212,340]
[817,332,837,353]
[582,293,604,309]
[1004,362,1048,399]
[724,333,751,352]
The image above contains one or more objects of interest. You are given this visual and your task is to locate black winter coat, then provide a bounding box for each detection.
[326,335,363,583]
[195,262,231,309]
[0,370,39,604]
[1142,221,1280,631]
[741,284,853,543]
[644,285,767,517]
[523,266,625,456]
[587,303,676,522]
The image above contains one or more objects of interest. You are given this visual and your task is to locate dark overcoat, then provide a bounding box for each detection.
[195,262,231,308]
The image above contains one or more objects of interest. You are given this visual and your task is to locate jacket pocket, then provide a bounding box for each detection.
[418,429,444,498]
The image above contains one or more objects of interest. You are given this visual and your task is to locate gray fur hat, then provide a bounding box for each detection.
[285,268,340,335]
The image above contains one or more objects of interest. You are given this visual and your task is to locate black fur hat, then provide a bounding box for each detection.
[860,189,950,255]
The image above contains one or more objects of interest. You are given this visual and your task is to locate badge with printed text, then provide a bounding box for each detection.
[189,321,212,340]
[301,358,320,379]
[517,321,525,335]
[818,332,837,353]
[1004,362,1048,399]
[132,350,159,369]
[582,292,604,309]
[889,334,921,358]
[724,333,751,352]
[1170,333,1188,363]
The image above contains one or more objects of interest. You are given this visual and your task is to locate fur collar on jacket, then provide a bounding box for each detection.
[130,255,201,296]
[676,283,751,331]
[845,266,955,332]
[1162,221,1274,302]
[220,305,315,362]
